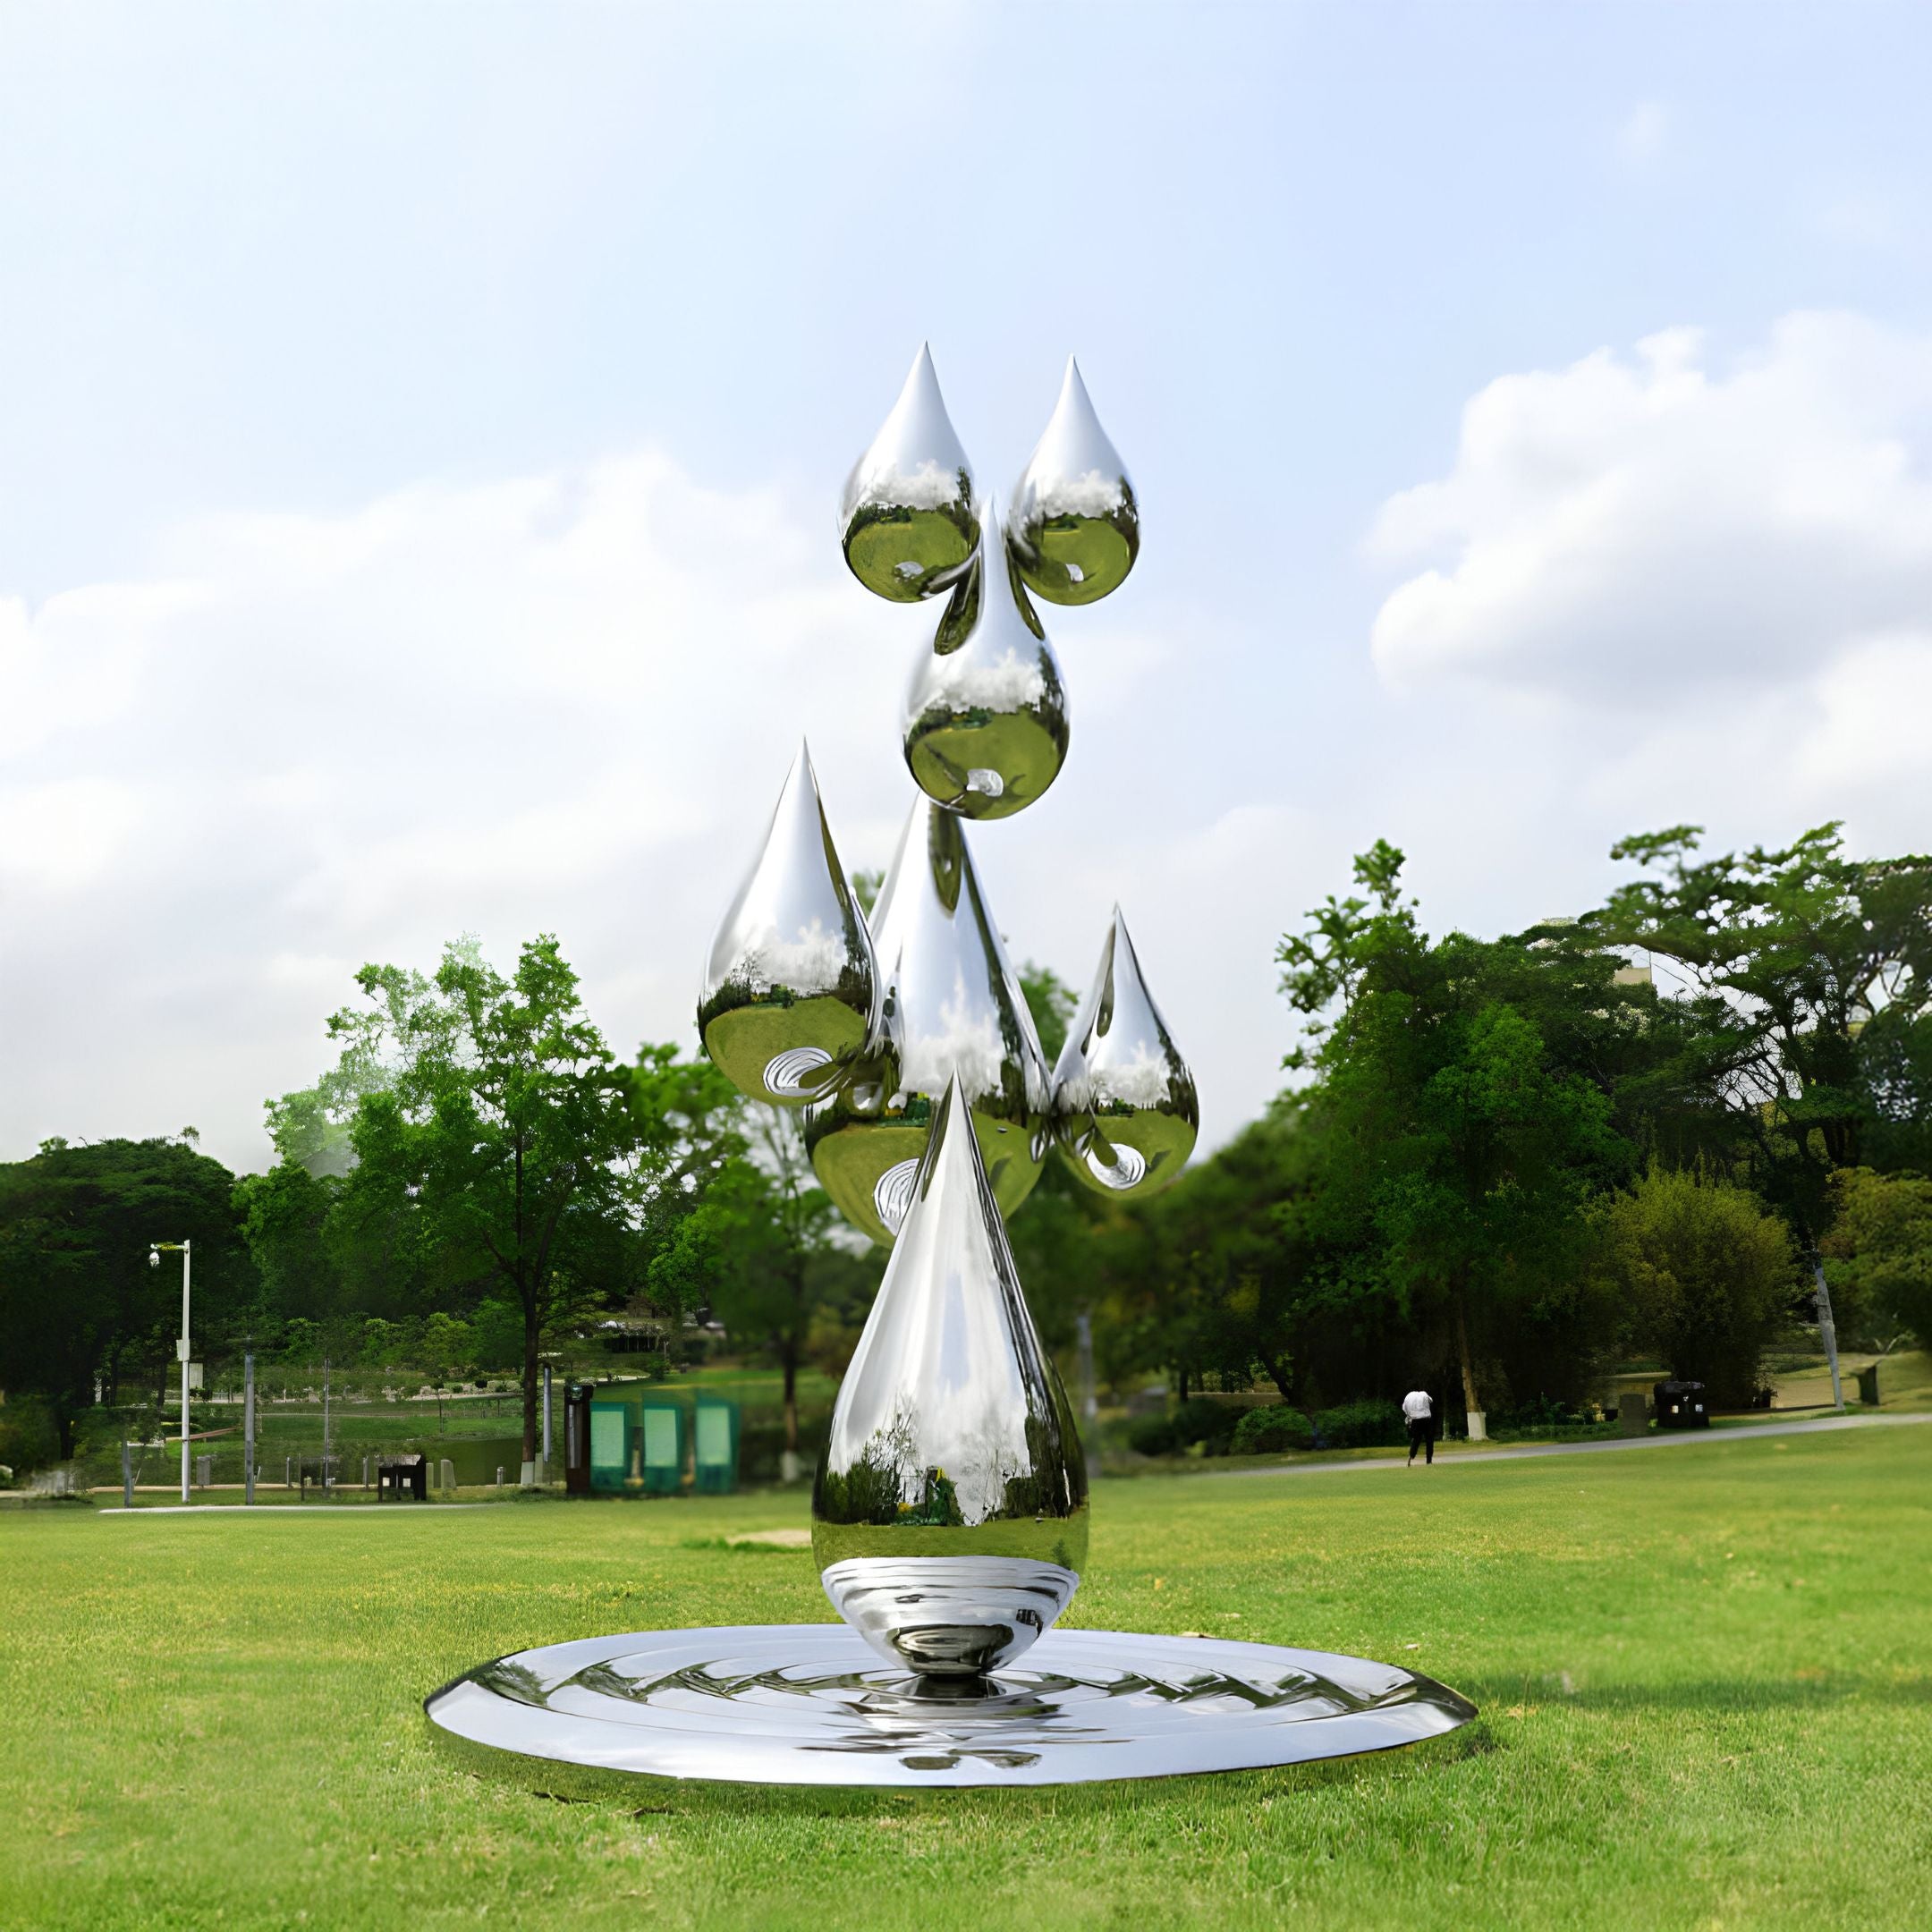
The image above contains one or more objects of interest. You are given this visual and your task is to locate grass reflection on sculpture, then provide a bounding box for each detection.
[813,1077,1089,1679]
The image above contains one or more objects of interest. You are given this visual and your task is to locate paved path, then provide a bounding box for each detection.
[1210,1410,1932,1480]
[98,1503,485,1514]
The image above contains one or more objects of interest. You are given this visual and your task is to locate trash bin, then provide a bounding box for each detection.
[564,1382,592,1496]
[1652,1379,1709,1429]
[1856,1363,1881,1407]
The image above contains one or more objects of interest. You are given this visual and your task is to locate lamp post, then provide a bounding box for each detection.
[150,1241,192,1503]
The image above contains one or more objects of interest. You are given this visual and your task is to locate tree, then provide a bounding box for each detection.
[648,1105,876,1456]
[0,1136,253,1457]
[1589,823,1932,1232]
[1597,1165,1801,1405]
[1820,1168,1932,1354]
[304,936,654,1469]
[1280,846,1641,1418]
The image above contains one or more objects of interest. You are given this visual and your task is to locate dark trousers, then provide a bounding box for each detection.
[1407,1417,1436,1464]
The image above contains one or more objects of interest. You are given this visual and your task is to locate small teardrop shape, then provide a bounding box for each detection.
[902,498,1071,820]
[1052,907,1198,1196]
[840,344,979,603]
[1008,356,1140,606]
[698,742,881,1107]
[813,1074,1089,1679]
[807,794,1050,1245]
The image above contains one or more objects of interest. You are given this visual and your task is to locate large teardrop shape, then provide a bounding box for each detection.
[1052,907,1198,1197]
[902,499,1071,821]
[1008,356,1140,606]
[840,343,979,604]
[698,742,881,1107]
[813,1074,1089,1679]
[806,794,1050,1246]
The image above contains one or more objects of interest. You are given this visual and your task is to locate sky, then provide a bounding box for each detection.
[4,1,1932,1174]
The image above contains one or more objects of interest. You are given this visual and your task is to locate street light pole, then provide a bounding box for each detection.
[151,1241,192,1503]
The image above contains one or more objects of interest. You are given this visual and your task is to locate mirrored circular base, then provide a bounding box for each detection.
[424,1623,1477,1790]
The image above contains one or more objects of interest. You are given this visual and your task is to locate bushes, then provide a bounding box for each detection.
[1230,1405,1312,1453]
[1136,1396,1409,1459]
[1309,1399,1407,1448]
[1598,1166,1801,1408]
[1126,1398,1244,1458]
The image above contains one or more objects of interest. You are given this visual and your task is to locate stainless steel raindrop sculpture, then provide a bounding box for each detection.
[698,742,881,1107]
[814,1076,1088,1677]
[806,792,1050,1246]
[1008,356,1140,606]
[1052,907,1199,1198]
[428,348,1478,1790]
[902,498,1070,820]
[840,343,979,603]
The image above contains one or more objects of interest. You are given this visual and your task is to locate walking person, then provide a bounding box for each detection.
[1402,1386,1436,1465]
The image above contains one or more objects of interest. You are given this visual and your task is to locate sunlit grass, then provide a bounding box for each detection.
[3,1426,1928,1930]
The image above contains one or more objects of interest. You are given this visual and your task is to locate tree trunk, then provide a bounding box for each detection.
[782,1345,800,1454]
[1259,1352,1295,1405]
[521,1290,540,1466]
[1177,1363,1191,1402]
[1456,1301,1481,1418]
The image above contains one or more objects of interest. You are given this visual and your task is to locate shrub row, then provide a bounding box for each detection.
[1131,1397,1412,1459]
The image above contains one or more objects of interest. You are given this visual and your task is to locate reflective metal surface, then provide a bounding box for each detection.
[806,796,1051,1245]
[1053,907,1198,1198]
[1008,356,1139,606]
[840,343,979,603]
[812,1077,1087,1675]
[902,499,1070,820]
[424,1624,1479,1788]
[698,742,881,1107]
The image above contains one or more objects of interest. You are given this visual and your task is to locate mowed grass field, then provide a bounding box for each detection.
[3,1425,1928,1932]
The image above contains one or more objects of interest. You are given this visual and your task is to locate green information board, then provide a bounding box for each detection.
[640,1402,683,1494]
[589,1402,631,1494]
[693,1398,740,1494]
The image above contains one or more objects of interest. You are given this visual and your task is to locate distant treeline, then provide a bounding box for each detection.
[3,821,1928,1478]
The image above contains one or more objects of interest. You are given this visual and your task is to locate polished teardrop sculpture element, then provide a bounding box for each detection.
[840,343,979,604]
[1008,356,1139,606]
[902,500,1070,821]
[813,1075,1089,1679]
[698,743,881,1107]
[807,794,1050,1246]
[1052,907,1198,1198]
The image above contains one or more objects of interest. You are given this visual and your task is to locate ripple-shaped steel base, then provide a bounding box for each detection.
[423,1623,1477,1789]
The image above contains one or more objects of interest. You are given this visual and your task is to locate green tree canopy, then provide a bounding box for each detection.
[1595,1165,1801,1405]
[0,1136,253,1455]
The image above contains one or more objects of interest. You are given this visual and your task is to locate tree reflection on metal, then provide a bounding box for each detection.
[423,352,1478,1789]
[698,741,880,1107]
[806,793,1050,1248]
[1051,907,1199,1199]
[812,1077,1087,1677]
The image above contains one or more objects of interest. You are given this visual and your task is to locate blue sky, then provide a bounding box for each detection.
[4,2,1931,1171]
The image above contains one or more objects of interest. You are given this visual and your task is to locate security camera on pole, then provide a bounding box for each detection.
[149,1241,192,1504]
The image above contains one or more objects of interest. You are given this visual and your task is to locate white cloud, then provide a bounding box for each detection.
[1368,313,1932,701]
[0,450,1208,1169]
[1362,312,1932,886]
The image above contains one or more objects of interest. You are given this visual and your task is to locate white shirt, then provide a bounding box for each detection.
[1402,1391,1434,1420]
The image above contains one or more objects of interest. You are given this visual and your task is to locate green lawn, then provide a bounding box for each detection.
[4,1425,1928,1931]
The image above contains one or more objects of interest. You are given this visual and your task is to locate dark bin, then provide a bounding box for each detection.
[379,1454,428,1501]
[564,1382,592,1495]
[1653,1379,1710,1429]
[1856,1363,1881,1407]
